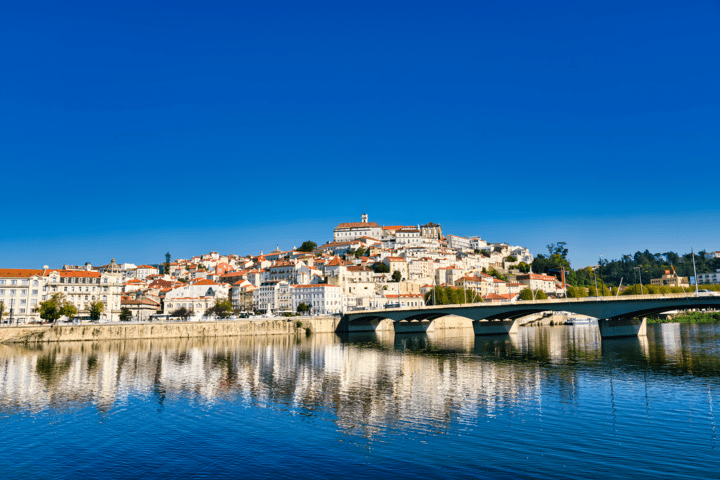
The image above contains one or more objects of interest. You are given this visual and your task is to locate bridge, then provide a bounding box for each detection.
[344,293,720,338]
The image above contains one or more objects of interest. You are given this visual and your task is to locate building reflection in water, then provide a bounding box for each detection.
[1,324,719,438]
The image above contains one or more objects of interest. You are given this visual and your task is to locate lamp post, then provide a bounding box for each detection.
[592,267,600,299]
[634,267,644,295]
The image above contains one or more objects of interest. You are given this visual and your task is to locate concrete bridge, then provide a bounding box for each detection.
[344,293,720,338]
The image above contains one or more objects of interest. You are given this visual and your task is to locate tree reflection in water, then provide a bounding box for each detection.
[0,324,719,438]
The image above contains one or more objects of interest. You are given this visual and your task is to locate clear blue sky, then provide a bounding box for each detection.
[2,1,718,269]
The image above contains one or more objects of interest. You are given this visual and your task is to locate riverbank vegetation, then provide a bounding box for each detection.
[648,312,720,324]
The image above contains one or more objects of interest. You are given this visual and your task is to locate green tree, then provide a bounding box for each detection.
[297,302,310,315]
[374,263,390,273]
[566,286,587,298]
[37,293,76,323]
[392,270,402,282]
[60,302,78,320]
[119,307,132,321]
[170,306,192,320]
[0,300,6,323]
[86,301,104,321]
[505,255,517,262]
[519,288,547,300]
[298,241,317,253]
[355,247,366,256]
[164,252,171,275]
[206,298,233,318]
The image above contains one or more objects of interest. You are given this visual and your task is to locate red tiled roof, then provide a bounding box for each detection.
[336,222,380,229]
[45,270,101,278]
[0,269,45,278]
[292,284,341,289]
[327,257,344,266]
[347,266,373,272]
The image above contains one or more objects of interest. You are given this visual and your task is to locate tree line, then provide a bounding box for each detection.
[531,242,720,288]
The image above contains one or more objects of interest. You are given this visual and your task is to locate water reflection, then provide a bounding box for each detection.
[1,325,719,433]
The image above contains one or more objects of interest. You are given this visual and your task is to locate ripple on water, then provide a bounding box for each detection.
[0,325,719,478]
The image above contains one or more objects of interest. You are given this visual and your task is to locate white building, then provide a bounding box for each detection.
[291,284,343,315]
[333,213,384,242]
[469,237,487,251]
[164,279,229,301]
[516,273,557,294]
[253,280,292,313]
[42,265,123,321]
[133,265,160,280]
[704,251,720,260]
[0,268,45,323]
[446,235,473,252]
[697,269,720,285]
[395,228,422,247]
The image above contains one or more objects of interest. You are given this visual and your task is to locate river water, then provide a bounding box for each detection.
[1,324,719,479]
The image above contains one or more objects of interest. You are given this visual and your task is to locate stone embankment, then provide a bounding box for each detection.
[0,317,343,344]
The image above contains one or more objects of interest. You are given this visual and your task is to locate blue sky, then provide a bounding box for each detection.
[1,1,718,269]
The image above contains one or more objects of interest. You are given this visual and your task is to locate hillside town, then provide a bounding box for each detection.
[0,214,553,323]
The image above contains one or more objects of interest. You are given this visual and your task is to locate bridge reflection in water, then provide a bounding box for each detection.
[0,326,717,420]
[1,325,719,478]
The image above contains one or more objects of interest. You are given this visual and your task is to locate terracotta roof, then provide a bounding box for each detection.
[336,222,380,229]
[326,257,344,266]
[386,257,406,262]
[347,266,373,272]
[45,270,101,278]
[189,279,220,286]
[292,284,341,289]
[0,269,45,278]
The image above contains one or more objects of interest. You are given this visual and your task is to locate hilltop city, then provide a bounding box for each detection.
[1,213,719,323]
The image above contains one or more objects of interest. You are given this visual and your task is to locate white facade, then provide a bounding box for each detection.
[446,235,473,252]
[165,280,229,300]
[291,284,342,315]
[697,269,720,285]
[333,215,384,242]
[43,269,123,321]
[0,269,45,323]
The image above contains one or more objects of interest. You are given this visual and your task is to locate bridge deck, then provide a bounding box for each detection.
[346,293,720,324]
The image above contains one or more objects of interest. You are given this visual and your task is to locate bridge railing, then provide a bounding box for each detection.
[349,292,715,315]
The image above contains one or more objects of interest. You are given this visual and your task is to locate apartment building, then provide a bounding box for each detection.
[291,284,342,315]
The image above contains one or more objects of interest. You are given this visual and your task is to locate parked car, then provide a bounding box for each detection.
[694,289,720,297]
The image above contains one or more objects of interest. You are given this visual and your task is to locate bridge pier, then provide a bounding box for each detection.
[347,319,383,332]
[394,320,435,334]
[597,318,647,339]
[472,319,519,336]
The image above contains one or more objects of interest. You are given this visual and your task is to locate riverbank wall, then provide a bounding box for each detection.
[0,317,342,344]
[0,314,477,344]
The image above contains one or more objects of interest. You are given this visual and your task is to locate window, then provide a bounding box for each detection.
[0,280,4,285]
[32,290,38,296]
[10,290,15,296]
[104,278,108,284]
[11,280,17,285]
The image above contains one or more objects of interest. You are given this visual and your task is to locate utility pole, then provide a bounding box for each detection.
[692,248,699,295]
[634,267,644,295]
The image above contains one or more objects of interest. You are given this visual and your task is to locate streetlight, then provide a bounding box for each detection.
[634,267,644,295]
[592,266,600,299]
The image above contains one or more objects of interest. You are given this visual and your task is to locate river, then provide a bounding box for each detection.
[1,323,718,479]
